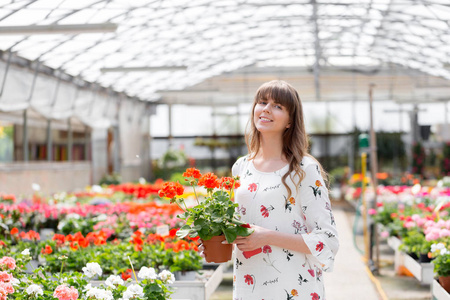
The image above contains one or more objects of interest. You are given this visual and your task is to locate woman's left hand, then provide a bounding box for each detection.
[225,225,269,252]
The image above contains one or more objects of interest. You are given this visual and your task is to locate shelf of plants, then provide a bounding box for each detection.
[0,178,227,299]
[368,178,450,293]
[433,279,450,300]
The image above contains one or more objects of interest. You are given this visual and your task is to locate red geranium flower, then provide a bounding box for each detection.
[158,182,185,199]
[10,228,18,235]
[311,292,320,300]
[183,168,202,179]
[198,172,219,189]
[219,177,240,190]
[121,269,132,280]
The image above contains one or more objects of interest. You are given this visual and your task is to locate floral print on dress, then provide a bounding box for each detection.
[284,196,295,212]
[231,155,339,300]
[285,289,299,300]
[248,182,259,198]
[244,274,256,292]
[262,245,281,273]
[309,180,322,198]
[260,205,274,218]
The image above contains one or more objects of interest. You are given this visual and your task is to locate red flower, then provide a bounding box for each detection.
[158,182,185,199]
[70,241,79,251]
[244,274,254,285]
[311,292,320,300]
[41,245,52,255]
[241,223,251,228]
[121,269,132,280]
[183,168,202,179]
[308,269,315,277]
[219,177,240,190]
[248,183,257,192]
[10,227,18,235]
[315,241,324,252]
[173,240,190,253]
[262,245,272,254]
[198,173,219,189]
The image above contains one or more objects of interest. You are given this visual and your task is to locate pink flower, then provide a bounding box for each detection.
[0,282,13,295]
[262,245,272,254]
[53,285,79,300]
[403,221,415,229]
[440,229,450,238]
[426,231,440,241]
[0,272,12,282]
[380,231,389,238]
[368,208,377,215]
[0,257,15,270]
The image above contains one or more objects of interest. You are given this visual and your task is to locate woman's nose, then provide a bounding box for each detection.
[262,104,271,112]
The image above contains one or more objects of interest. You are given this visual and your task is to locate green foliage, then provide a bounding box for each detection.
[434,253,450,277]
[99,172,122,185]
[399,230,431,256]
[177,189,252,243]
[166,249,202,272]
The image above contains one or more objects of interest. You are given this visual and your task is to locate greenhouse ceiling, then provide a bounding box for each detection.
[0,0,449,104]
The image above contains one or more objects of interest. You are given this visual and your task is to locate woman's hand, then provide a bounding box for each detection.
[225,225,269,252]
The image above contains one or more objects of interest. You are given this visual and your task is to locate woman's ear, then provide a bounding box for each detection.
[286,123,291,129]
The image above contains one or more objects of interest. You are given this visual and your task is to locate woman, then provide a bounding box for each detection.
[229,80,339,300]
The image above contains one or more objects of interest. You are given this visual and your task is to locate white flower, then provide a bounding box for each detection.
[32,183,41,191]
[86,287,114,300]
[26,284,43,296]
[83,284,93,292]
[91,185,103,193]
[123,284,144,300]
[11,278,20,286]
[21,249,30,256]
[105,275,124,289]
[159,270,175,284]
[138,266,157,280]
[431,243,449,255]
[82,262,102,278]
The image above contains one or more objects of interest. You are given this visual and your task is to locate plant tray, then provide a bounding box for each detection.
[403,252,433,285]
[171,263,224,300]
[387,236,401,251]
[432,279,450,300]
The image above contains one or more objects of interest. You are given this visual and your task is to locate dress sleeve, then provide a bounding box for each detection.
[300,163,339,272]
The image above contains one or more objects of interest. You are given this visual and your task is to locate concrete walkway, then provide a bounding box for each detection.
[324,208,379,300]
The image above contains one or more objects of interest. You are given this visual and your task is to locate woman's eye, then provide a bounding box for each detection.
[259,101,267,105]
[274,104,282,109]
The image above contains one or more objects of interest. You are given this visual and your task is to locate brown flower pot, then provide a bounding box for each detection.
[439,276,450,293]
[202,235,233,263]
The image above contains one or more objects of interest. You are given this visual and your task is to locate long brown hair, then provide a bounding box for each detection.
[245,80,327,199]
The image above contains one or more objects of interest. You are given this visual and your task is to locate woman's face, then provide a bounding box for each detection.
[253,98,291,135]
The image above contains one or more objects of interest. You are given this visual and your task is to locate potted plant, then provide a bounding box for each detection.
[431,243,450,293]
[158,168,253,263]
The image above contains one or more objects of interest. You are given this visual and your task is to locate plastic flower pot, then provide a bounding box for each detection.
[202,236,232,263]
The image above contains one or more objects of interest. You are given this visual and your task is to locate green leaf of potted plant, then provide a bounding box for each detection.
[158,168,253,263]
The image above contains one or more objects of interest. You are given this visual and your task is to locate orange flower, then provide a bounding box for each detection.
[121,269,132,280]
[183,168,202,179]
[41,245,52,255]
[219,177,241,190]
[10,228,18,235]
[70,241,79,251]
[158,182,185,199]
[289,197,295,204]
[198,172,219,189]
[291,289,298,296]
[78,238,89,248]
[173,240,190,253]
[315,180,322,187]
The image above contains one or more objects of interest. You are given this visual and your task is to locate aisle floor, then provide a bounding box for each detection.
[323,207,379,300]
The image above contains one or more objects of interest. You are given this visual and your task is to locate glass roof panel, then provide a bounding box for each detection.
[0,0,448,102]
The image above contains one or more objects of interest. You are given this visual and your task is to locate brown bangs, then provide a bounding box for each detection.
[255,81,297,112]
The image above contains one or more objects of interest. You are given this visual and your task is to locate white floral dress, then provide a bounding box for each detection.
[231,155,339,300]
